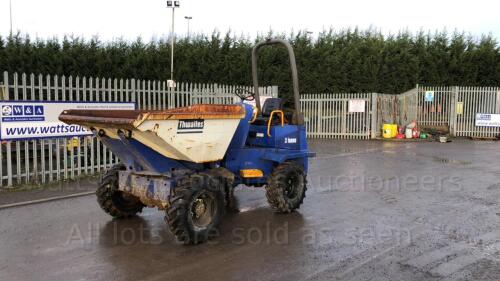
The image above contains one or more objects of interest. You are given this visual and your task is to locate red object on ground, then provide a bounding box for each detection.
[398,126,404,134]
[396,133,405,139]
[412,127,419,138]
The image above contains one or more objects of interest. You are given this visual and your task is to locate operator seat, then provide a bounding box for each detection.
[253,98,283,126]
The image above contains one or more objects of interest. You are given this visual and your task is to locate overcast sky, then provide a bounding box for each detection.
[1,0,500,41]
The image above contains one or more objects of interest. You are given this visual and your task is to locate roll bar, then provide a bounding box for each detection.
[251,38,304,125]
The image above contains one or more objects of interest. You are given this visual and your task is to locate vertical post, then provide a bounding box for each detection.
[316,99,322,136]
[170,7,175,81]
[131,78,136,105]
[58,77,64,180]
[272,86,279,98]
[496,89,500,114]
[2,71,8,100]
[449,86,458,137]
[9,0,13,35]
[342,99,347,137]
[371,93,378,139]
[3,72,12,187]
[415,84,420,124]
[185,16,192,38]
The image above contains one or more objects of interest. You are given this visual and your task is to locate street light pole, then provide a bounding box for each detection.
[167,1,180,87]
[184,16,192,38]
[170,7,175,82]
[9,0,13,35]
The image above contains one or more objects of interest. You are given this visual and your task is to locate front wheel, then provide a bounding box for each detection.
[165,172,225,245]
[96,164,144,218]
[266,161,307,213]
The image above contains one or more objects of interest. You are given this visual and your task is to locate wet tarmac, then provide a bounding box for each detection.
[1,139,500,281]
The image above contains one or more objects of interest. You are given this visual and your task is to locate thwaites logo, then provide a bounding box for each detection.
[1,104,45,122]
[177,119,204,134]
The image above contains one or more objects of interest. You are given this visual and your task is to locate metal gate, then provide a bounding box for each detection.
[453,87,500,138]
[376,85,500,138]
[301,93,377,139]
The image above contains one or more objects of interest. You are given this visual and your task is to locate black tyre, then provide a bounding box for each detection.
[165,172,225,245]
[266,161,307,213]
[96,164,144,218]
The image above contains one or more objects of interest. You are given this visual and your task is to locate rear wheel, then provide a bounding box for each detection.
[165,172,225,244]
[96,164,144,218]
[266,161,307,213]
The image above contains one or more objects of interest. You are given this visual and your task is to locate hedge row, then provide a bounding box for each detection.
[1,29,499,102]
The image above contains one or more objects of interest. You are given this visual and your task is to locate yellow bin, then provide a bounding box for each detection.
[382,124,398,138]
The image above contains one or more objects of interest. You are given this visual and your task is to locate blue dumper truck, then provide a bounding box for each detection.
[59,39,315,244]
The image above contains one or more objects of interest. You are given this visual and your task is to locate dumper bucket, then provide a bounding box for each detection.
[59,104,246,163]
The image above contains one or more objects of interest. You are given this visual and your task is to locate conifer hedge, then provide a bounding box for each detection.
[1,29,499,101]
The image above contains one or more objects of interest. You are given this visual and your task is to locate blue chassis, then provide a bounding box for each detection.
[99,103,314,191]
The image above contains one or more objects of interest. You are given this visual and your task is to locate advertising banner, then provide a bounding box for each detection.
[475,113,500,127]
[0,101,136,140]
[348,99,366,113]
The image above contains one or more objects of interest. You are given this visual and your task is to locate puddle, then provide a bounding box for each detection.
[433,156,472,165]
[487,183,500,190]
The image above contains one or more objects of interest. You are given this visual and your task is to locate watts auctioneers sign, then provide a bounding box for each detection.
[0,101,135,140]
[475,113,500,127]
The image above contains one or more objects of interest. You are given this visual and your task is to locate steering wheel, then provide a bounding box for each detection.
[234,88,255,101]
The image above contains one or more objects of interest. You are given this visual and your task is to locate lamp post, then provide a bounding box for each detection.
[166,0,180,87]
[9,0,13,35]
[184,16,192,38]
